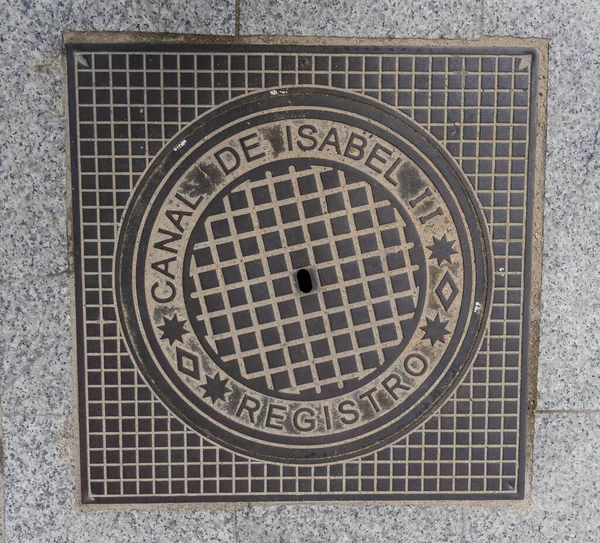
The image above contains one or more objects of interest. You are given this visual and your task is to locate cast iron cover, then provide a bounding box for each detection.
[66,36,546,503]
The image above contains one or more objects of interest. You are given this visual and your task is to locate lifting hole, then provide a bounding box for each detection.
[296,269,313,293]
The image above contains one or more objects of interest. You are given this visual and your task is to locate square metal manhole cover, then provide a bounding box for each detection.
[66,35,546,504]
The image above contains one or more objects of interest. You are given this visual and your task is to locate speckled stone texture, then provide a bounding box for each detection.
[240,0,481,39]
[0,425,4,543]
[484,0,600,411]
[1,0,600,541]
[237,504,462,543]
[0,276,72,415]
[159,0,235,34]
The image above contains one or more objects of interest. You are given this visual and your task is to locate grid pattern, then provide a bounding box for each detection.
[70,46,534,500]
[186,164,421,397]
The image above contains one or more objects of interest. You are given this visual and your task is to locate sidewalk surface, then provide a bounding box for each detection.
[1,1,599,542]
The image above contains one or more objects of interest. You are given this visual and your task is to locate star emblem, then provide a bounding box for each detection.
[426,234,458,265]
[200,372,232,404]
[420,313,451,346]
[157,314,190,345]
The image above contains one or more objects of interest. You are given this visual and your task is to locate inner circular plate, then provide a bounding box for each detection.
[116,87,492,463]
[182,157,427,401]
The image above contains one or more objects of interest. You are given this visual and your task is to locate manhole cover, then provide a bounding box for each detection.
[116,88,491,463]
[67,36,546,502]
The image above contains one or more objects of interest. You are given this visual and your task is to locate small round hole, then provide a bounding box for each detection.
[296,269,313,293]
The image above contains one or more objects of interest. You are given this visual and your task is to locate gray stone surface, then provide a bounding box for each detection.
[0,419,4,543]
[159,0,236,34]
[3,414,236,543]
[237,503,462,543]
[484,1,600,410]
[0,275,72,415]
[240,0,481,39]
[466,413,600,542]
[0,112,69,279]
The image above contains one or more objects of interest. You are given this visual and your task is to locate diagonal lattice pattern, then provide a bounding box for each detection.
[185,163,422,398]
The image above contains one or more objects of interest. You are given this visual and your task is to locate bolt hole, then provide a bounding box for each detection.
[296,269,313,293]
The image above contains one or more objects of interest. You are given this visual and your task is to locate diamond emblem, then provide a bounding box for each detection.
[435,271,459,311]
